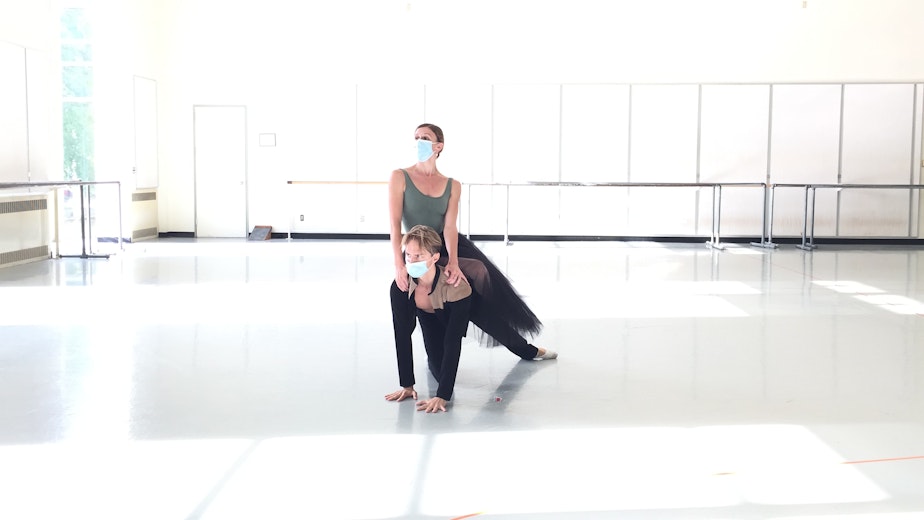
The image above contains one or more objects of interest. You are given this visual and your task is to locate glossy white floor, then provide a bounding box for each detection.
[1,238,923,520]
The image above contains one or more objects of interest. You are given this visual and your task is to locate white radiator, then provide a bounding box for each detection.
[0,194,50,267]
[131,191,158,241]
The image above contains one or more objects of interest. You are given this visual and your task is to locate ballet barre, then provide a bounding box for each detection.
[769,183,924,250]
[466,181,768,249]
[284,179,924,249]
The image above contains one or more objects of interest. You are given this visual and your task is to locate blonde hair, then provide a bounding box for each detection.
[402,225,442,254]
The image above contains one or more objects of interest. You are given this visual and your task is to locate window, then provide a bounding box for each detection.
[61,7,94,182]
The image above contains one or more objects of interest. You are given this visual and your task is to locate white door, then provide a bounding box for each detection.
[194,105,247,237]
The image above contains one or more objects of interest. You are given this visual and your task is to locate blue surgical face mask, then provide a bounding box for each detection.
[406,260,429,278]
[416,139,434,162]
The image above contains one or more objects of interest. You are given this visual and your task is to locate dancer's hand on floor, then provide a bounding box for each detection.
[416,397,448,413]
[385,387,417,402]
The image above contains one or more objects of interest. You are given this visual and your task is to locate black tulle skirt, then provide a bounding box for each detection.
[437,234,542,347]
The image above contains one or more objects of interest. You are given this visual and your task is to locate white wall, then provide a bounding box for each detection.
[71,0,164,240]
[158,0,924,85]
[3,0,924,239]
[0,0,57,184]
[148,0,924,238]
[0,0,55,50]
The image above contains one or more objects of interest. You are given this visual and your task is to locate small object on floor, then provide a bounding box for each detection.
[248,225,272,241]
[495,396,502,402]
[534,348,558,361]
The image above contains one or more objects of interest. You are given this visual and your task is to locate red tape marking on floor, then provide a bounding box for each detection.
[713,454,924,476]
[842,455,924,465]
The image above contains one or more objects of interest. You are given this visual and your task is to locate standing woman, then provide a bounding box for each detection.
[388,123,556,360]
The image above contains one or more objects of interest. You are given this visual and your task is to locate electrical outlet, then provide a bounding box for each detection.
[359,215,365,223]
[299,214,304,221]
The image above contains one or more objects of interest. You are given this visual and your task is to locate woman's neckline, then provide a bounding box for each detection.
[404,169,448,199]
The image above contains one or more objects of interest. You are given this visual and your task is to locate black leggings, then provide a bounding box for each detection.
[468,291,539,360]
[390,281,538,367]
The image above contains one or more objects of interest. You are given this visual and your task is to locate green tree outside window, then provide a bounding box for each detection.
[61,8,94,181]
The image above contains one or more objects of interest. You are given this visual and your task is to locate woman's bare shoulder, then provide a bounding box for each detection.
[390,168,411,185]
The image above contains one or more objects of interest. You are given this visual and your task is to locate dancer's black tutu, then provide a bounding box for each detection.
[438,233,542,347]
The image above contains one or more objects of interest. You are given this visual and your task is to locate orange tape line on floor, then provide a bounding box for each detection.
[841,455,924,465]
[713,454,924,476]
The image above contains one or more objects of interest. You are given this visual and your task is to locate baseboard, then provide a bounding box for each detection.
[98,236,133,243]
[0,245,50,267]
[266,233,924,246]
[272,232,389,240]
[507,235,924,245]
